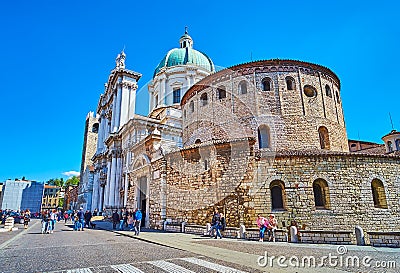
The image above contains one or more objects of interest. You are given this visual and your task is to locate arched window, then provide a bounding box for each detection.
[217,86,226,99]
[200,93,208,106]
[189,101,194,113]
[239,81,247,94]
[262,78,272,91]
[313,179,330,209]
[257,125,270,149]
[335,91,341,104]
[318,126,330,150]
[325,85,332,97]
[387,141,393,152]
[270,180,286,211]
[371,179,388,209]
[195,139,201,144]
[92,123,99,133]
[396,139,400,151]
[286,77,295,90]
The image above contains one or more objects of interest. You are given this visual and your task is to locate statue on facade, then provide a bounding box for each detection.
[115,50,126,69]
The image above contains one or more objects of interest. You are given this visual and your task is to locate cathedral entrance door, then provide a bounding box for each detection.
[138,176,147,227]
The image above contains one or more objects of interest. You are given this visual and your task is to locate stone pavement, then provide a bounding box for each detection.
[94,220,398,273]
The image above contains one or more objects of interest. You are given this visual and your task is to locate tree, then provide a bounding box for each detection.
[65,176,79,186]
[58,198,64,208]
[46,178,65,187]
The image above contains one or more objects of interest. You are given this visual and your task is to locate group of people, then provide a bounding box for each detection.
[40,209,58,234]
[257,214,277,242]
[111,208,142,235]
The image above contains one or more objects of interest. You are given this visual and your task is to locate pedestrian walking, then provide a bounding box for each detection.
[48,209,57,233]
[118,209,125,231]
[209,209,222,239]
[41,210,49,234]
[134,208,142,235]
[84,210,92,228]
[23,209,31,229]
[127,213,134,230]
[77,207,85,231]
[112,210,119,230]
[64,212,69,223]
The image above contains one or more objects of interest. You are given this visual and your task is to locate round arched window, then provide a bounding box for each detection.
[304,85,317,97]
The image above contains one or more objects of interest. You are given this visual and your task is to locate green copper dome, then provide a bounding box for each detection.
[153,30,214,78]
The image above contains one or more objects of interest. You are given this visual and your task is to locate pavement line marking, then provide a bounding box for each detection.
[66,269,93,273]
[110,264,144,273]
[0,220,40,250]
[148,260,196,273]
[180,257,248,273]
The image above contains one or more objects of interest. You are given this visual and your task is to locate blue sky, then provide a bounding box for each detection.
[0,1,399,182]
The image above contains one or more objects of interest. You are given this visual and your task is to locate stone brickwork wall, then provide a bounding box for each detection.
[80,112,99,179]
[145,141,400,236]
[181,60,348,152]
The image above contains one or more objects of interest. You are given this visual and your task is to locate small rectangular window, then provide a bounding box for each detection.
[173,88,181,104]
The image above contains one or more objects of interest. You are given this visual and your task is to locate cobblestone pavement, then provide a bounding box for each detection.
[0,220,261,273]
[93,220,399,273]
[194,238,400,273]
[1,219,399,273]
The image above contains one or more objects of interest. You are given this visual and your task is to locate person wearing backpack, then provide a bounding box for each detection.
[134,208,142,235]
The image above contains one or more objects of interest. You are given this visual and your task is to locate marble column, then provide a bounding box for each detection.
[91,171,100,211]
[123,173,129,208]
[114,156,122,207]
[108,154,117,208]
[113,84,122,132]
[104,161,111,207]
[110,91,117,132]
[120,82,130,127]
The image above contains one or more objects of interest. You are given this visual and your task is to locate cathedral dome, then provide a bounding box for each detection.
[153,29,214,78]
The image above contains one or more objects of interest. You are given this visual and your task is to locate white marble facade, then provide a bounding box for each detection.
[90,31,214,225]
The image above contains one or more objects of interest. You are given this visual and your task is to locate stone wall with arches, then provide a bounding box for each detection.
[145,140,400,232]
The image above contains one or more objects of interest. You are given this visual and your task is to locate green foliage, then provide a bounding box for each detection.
[58,198,64,208]
[47,178,65,187]
[46,178,65,189]
[65,176,79,186]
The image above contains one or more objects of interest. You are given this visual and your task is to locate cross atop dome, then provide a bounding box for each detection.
[180,27,193,48]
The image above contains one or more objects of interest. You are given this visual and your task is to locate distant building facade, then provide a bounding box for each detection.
[0,180,44,212]
[64,185,79,210]
[42,185,62,210]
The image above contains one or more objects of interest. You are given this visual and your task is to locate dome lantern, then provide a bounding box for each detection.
[180,26,193,48]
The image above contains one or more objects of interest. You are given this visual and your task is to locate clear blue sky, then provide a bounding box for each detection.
[0,1,399,182]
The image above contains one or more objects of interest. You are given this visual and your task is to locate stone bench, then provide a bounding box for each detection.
[367,231,400,248]
[245,228,287,242]
[299,230,355,245]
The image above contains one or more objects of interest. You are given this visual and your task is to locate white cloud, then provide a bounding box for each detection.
[62,171,80,177]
